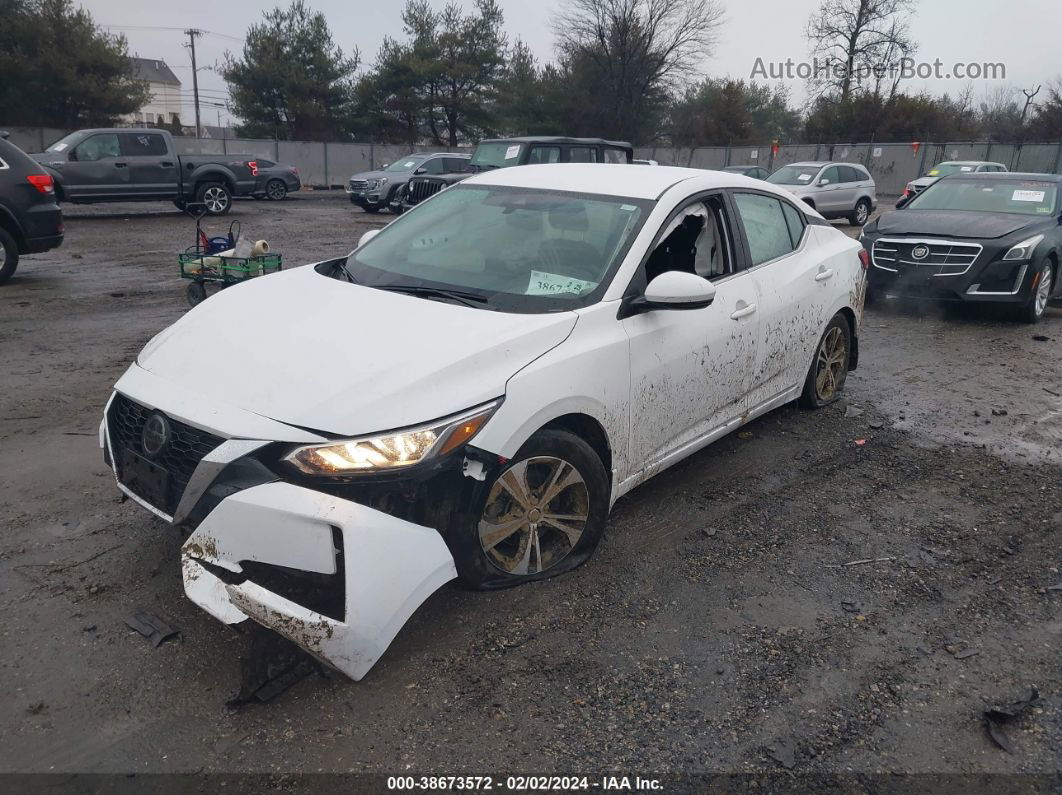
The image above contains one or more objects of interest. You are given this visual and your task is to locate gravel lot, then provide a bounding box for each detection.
[1,194,1060,779]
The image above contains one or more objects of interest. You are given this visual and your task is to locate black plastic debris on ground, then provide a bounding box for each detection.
[125,610,180,647]
[227,623,326,707]
[984,687,1040,754]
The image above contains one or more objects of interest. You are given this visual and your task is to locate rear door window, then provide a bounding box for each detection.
[120,132,168,157]
[733,192,797,265]
[568,147,598,163]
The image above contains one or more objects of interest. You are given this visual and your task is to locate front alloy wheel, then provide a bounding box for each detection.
[800,315,851,408]
[479,456,590,576]
[1018,261,1053,323]
[457,429,609,589]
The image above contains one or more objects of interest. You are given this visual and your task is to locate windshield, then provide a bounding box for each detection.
[45,132,83,153]
[470,142,523,169]
[925,163,977,178]
[345,185,651,313]
[385,155,428,172]
[767,165,822,185]
[906,179,1058,216]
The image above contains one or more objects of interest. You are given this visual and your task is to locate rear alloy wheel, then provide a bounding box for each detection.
[800,314,852,408]
[0,227,20,285]
[197,182,232,216]
[265,179,287,201]
[457,429,609,589]
[849,198,871,227]
[1017,260,1053,324]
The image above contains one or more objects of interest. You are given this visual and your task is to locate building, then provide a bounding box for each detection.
[125,57,182,127]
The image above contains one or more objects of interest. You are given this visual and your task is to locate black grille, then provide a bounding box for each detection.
[871,239,981,276]
[107,393,224,516]
[407,178,443,204]
[349,179,367,191]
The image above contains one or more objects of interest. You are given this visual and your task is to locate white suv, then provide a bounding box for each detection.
[768,161,877,226]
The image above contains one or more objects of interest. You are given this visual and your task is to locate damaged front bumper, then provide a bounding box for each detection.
[182,481,456,680]
[101,384,458,681]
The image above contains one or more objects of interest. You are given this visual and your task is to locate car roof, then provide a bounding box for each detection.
[479,136,633,149]
[788,161,868,169]
[936,160,1002,166]
[461,163,796,200]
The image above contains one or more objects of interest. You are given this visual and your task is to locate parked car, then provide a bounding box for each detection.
[862,172,1061,322]
[102,164,866,680]
[897,160,1008,207]
[252,158,301,201]
[347,152,472,213]
[767,161,877,226]
[720,165,771,180]
[33,128,260,215]
[0,132,64,284]
[401,137,634,210]
[633,158,659,166]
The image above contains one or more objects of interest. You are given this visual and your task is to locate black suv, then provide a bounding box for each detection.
[400,137,634,210]
[0,133,64,284]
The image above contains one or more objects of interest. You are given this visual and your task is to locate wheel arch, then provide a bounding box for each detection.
[837,306,859,370]
[537,413,613,483]
[193,170,236,194]
[0,204,26,250]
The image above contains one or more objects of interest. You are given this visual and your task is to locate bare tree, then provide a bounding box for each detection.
[552,0,725,142]
[805,0,917,103]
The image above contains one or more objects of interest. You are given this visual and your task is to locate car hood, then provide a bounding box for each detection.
[872,210,1038,240]
[136,263,578,437]
[349,169,394,181]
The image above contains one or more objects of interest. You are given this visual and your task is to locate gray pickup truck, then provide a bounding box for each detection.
[33,128,259,215]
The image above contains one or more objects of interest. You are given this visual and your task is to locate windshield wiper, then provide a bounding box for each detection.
[373,284,489,307]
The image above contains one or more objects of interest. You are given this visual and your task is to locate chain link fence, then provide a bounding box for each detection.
[5,125,1062,196]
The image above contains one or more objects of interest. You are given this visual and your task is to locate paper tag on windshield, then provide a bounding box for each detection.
[928,170,939,176]
[53,143,68,151]
[527,270,595,296]
[505,145,521,160]
[798,174,812,181]
[960,166,973,171]
[1013,190,1046,202]
[401,160,416,168]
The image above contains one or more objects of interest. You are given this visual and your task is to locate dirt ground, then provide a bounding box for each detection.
[1,195,1059,781]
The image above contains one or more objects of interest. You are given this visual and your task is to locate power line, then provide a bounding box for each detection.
[101,24,244,43]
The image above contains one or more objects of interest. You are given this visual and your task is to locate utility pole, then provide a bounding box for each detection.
[185,28,203,139]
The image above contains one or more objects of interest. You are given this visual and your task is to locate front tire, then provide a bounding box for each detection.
[0,227,20,285]
[196,182,232,216]
[799,314,852,408]
[849,198,871,227]
[454,429,610,590]
[1016,259,1054,324]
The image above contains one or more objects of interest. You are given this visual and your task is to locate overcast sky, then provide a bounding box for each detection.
[77,0,1059,128]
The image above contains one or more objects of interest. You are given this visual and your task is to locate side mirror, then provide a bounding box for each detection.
[895,195,911,209]
[818,178,830,186]
[358,229,380,248]
[622,271,716,317]
[414,167,426,174]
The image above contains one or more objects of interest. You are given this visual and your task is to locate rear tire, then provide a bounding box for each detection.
[0,227,20,285]
[799,314,852,409]
[849,198,871,227]
[453,429,610,590]
[186,281,208,307]
[363,205,380,214]
[1015,259,1054,324]
[265,179,287,201]
[196,182,232,216]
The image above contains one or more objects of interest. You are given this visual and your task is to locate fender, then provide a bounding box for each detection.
[185,164,239,196]
[0,202,25,247]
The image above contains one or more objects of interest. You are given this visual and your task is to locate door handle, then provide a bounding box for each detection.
[114,162,128,168]
[730,303,758,320]
[815,268,835,282]
[160,161,175,168]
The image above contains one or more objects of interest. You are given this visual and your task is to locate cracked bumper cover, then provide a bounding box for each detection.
[182,481,457,680]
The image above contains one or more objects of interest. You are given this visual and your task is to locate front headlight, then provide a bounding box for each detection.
[285,401,499,475]
[1003,234,1044,261]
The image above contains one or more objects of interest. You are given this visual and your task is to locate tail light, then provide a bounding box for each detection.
[247,160,259,177]
[858,249,870,270]
[27,174,55,194]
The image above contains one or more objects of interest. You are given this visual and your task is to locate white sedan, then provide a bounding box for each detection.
[101,164,867,680]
